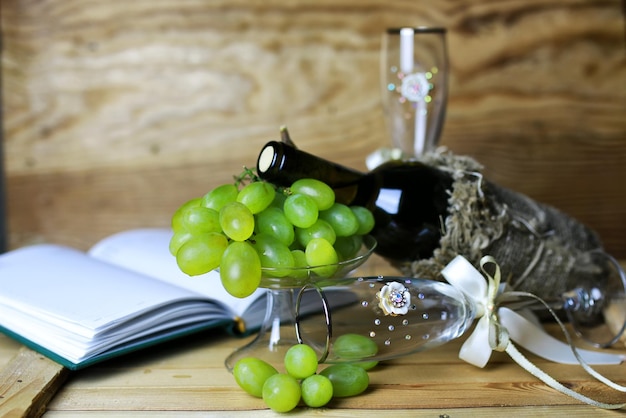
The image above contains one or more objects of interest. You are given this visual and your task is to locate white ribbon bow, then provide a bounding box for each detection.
[441,255,626,409]
[441,254,505,367]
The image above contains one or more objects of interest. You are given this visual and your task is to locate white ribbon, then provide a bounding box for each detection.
[441,255,626,409]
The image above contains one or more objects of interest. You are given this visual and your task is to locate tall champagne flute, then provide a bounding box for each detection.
[381,27,448,157]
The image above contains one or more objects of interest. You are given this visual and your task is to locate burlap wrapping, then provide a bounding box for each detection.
[393,150,607,303]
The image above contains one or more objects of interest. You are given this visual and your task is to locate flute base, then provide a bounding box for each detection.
[225,288,301,372]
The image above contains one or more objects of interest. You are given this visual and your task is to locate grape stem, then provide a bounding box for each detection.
[233,166,261,186]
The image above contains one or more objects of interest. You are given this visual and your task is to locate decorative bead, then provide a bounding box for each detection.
[376,282,411,316]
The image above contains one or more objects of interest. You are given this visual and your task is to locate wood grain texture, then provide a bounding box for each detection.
[0,347,69,418]
[2,1,625,257]
[37,409,626,418]
[39,321,626,414]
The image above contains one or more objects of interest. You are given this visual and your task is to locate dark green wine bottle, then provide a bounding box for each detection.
[256,141,453,262]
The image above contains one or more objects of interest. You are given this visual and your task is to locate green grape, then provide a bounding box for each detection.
[220,241,262,298]
[301,374,334,408]
[283,193,318,229]
[233,357,278,398]
[291,249,307,267]
[332,333,379,370]
[319,203,359,237]
[169,230,194,256]
[295,219,336,248]
[319,364,369,398]
[305,238,338,278]
[255,206,295,246]
[219,201,255,242]
[270,188,288,209]
[284,344,318,379]
[290,178,335,211]
[181,206,221,234]
[350,206,375,235]
[251,233,294,277]
[290,249,309,279]
[237,181,276,214]
[262,373,301,413]
[171,197,202,232]
[334,235,363,261]
[202,183,238,211]
[349,359,378,371]
[175,233,228,276]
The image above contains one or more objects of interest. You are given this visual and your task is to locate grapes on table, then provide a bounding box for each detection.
[301,374,333,407]
[233,357,278,398]
[169,168,375,298]
[233,343,372,412]
[332,333,379,370]
[262,373,302,413]
[319,363,370,398]
[284,344,318,379]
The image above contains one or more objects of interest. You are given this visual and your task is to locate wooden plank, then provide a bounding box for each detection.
[0,348,69,418]
[44,336,626,411]
[0,336,22,367]
[38,407,626,418]
[42,317,625,412]
[46,369,626,411]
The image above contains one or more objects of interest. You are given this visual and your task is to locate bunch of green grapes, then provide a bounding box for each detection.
[169,170,375,298]
[233,342,372,412]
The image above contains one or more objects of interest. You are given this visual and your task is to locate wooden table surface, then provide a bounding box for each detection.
[1,256,625,417]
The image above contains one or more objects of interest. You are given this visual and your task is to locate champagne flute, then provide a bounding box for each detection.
[295,276,476,364]
[291,257,625,409]
[380,27,448,157]
[293,253,625,366]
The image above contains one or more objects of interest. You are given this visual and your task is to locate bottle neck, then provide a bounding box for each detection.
[257,141,366,192]
[257,140,453,262]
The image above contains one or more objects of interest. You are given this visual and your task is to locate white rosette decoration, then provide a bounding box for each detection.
[376,282,411,316]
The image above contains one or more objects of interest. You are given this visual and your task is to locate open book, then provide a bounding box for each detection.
[0,229,345,370]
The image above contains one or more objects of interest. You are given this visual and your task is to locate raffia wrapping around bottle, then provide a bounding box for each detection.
[413,151,605,303]
[257,141,607,302]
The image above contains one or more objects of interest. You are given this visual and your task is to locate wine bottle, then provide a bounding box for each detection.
[257,139,610,313]
[256,140,453,262]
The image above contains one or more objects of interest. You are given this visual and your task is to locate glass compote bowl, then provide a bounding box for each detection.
[224,235,377,371]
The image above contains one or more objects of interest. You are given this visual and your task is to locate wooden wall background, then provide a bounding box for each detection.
[1,1,625,259]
